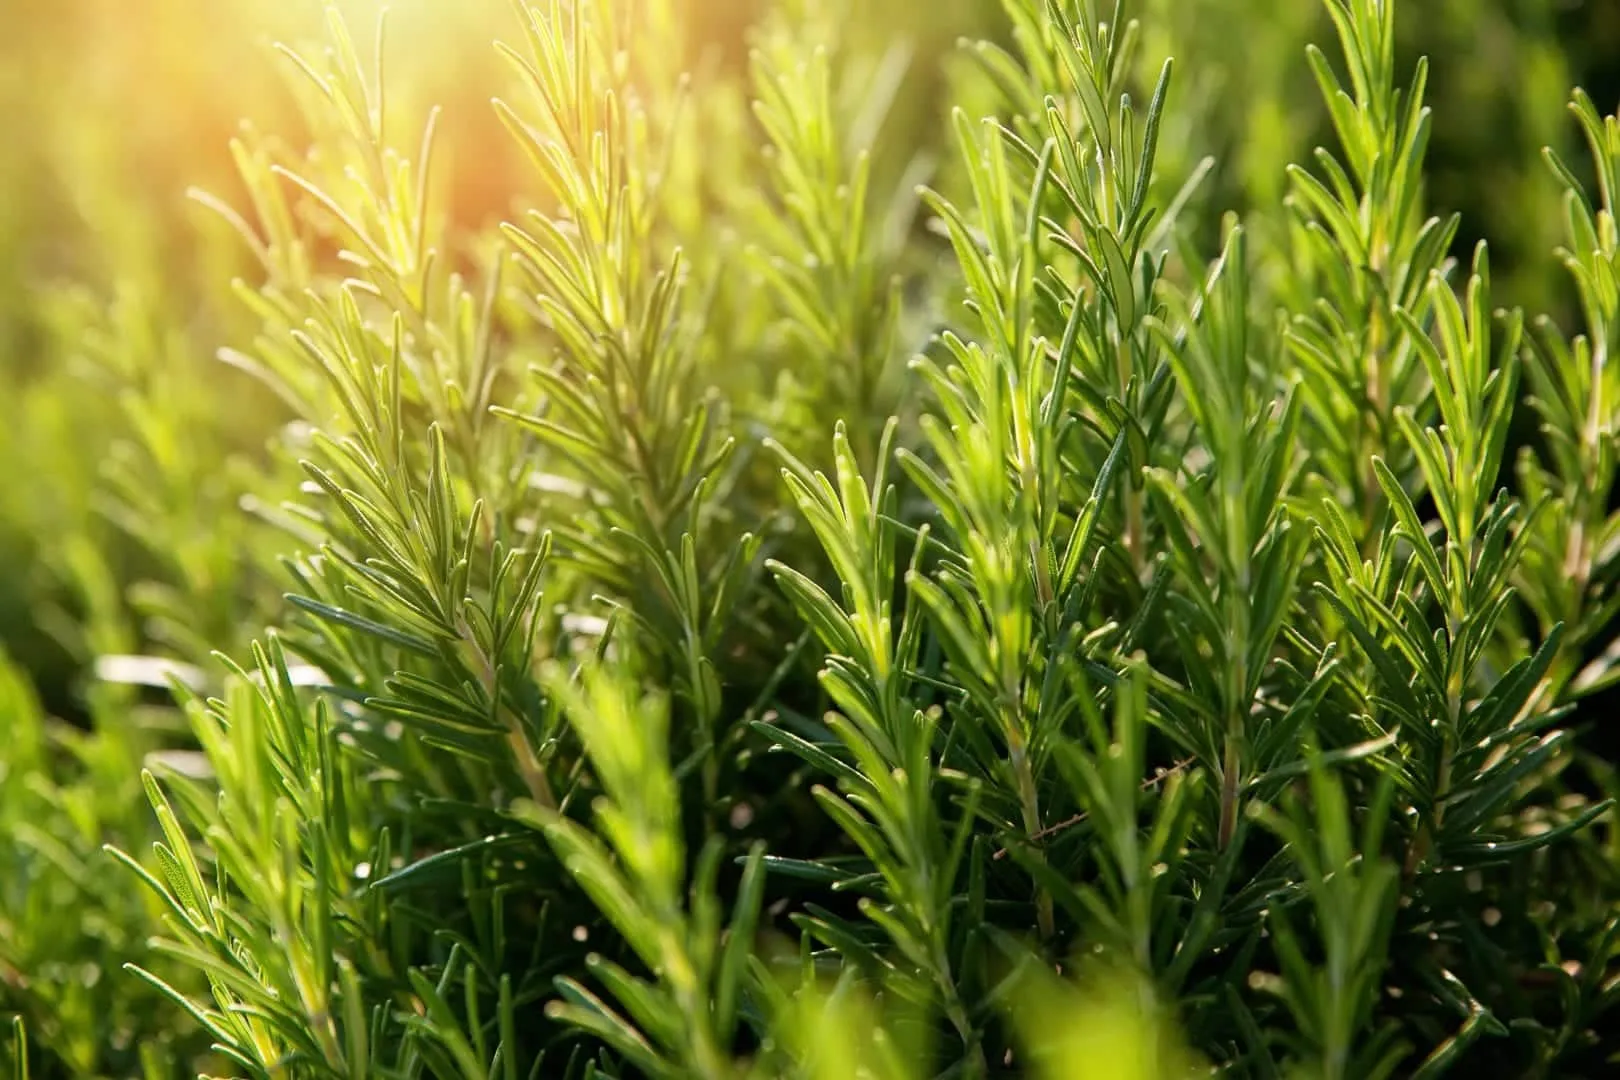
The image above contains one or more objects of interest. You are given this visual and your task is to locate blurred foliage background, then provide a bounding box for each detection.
[2,0,1619,1075]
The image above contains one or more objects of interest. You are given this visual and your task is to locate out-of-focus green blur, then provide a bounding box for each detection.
[0,0,523,715]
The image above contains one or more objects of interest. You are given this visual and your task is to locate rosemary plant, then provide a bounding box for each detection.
[5,0,1620,1078]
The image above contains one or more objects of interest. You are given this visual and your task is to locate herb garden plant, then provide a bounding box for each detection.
[6,0,1620,1076]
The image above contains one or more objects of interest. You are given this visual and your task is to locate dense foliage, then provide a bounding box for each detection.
[5,0,1620,1077]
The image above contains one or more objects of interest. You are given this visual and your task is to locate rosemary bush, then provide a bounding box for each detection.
[5,0,1620,1077]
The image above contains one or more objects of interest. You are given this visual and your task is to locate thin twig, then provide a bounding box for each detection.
[992,757,1197,861]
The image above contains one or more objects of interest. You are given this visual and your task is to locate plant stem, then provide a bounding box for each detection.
[1218,732,1241,850]
[1008,725,1055,941]
[946,998,989,1080]
[1359,303,1388,555]
[936,949,988,1080]
[1220,564,1249,850]
[702,749,720,833]
[1405,711,1456,878]
[1124,481,1147,579]
[1114,333,1147,579]
[460,615,556,809]
[506,726,557,810]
